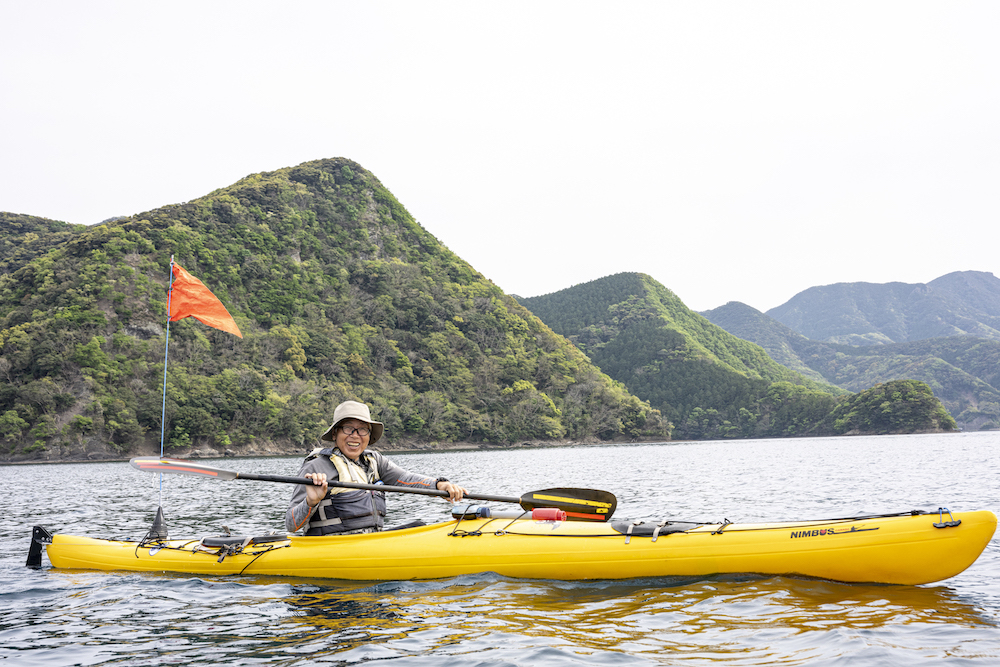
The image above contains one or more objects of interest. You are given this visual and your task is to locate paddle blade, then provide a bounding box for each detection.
[129,457,239,480]
[519,488,617,522]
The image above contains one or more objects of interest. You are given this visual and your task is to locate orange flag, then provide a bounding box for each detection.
[168,263,243,338]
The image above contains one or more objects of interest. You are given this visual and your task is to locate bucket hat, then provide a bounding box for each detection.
[320,400,383,444]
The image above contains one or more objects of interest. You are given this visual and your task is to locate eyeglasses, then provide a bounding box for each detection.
[340,425,371,437]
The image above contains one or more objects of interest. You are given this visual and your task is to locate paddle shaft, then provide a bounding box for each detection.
[229,471,519,504]
[128,457,616,520]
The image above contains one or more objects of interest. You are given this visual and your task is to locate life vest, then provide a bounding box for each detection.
[305,448,387,536]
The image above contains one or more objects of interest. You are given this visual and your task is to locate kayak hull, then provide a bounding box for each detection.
[43,510,996,585]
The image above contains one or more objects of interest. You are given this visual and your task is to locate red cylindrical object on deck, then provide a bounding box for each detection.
[531,508,567,521]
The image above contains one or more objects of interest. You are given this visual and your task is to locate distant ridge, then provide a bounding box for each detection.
[520,273,880,440]
[765,271,1000,345]
[703,300,1000,431]
[699,301,828,383]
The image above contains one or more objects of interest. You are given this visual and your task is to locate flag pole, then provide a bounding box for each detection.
[144,256,241,541]
[160,254,175,471]
[149,255,176,540]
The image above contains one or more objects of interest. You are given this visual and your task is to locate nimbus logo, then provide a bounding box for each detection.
[790,524,879,539]
[790,528,834,539]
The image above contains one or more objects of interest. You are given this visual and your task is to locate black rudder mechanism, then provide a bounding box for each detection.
[26,526,53,568]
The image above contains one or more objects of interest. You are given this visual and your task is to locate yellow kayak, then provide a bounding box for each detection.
[33,508,996,585]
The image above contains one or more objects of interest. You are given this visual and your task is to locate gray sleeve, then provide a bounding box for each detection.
[372,451,439,491]
[285,457,339,533]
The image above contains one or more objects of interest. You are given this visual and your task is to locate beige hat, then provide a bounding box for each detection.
[320,400,384,444]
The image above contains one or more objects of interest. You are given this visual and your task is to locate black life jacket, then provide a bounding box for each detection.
[305,448,387,536]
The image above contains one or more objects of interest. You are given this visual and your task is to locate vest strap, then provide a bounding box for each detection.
[327,449,380,492]
[311,498,344,528]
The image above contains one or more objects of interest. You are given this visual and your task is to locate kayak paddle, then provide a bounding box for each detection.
[129,457,616,521]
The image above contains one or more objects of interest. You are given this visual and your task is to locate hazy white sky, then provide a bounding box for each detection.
[2,2,997,312]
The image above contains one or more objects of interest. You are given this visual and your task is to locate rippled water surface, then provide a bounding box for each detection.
[2,431,999,665]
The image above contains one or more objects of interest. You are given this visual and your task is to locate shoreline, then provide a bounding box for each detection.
[0,435,645,465]
[0,428,975,466]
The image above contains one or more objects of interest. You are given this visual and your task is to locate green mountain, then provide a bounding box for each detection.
[695,301,829,383]
[826,379,956,435]
[517,273,890,440]
[0,158,668,462]
[765,271,1000,345]
[703,301,1000,431]
[0,213,86,274]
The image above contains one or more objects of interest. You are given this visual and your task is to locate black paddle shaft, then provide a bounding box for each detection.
[129,457,616,520]
[235,472,519,503]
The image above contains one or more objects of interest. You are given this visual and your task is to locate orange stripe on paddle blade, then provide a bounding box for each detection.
[139,463,220,477]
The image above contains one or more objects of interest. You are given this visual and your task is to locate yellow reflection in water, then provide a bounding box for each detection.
[271,576,993,664]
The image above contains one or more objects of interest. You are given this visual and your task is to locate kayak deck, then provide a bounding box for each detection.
[37,509,996,585]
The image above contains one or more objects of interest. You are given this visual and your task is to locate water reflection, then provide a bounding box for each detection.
[266,573,996,664]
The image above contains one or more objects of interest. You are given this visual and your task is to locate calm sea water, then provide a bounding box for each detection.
[2,431,998,666]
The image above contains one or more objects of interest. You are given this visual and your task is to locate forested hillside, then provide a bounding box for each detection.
[765,271,1000,345]
[0,159,667,462]
[703,301,1000,431]
[826,379,956,435]
[519,274,871,440]
[0,213,86,274]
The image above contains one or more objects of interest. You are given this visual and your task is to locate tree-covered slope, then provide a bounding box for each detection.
[703,301,1000,431]
[826,379,957,435]
[0,213,87,275]
[765,271,1000,345]
[827,339,1000,431]
[698,301,828,383]
[0,159,667,462]
[519,273,856,440]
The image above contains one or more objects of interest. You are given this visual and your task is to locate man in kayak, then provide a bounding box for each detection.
[286,400,468,535]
